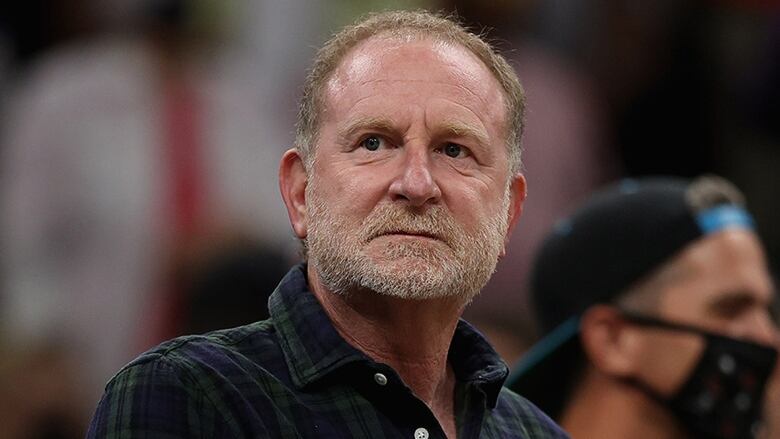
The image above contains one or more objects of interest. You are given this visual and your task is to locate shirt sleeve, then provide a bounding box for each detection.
[86,355,231,438]
[494,388,571,438]
[521,403,570,439]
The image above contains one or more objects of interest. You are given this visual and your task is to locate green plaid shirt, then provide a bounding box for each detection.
[88,264,568,438]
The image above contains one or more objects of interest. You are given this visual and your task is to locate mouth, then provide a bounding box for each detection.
[372,230,443,242]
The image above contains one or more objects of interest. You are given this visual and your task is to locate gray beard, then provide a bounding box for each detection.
[305,181,510,302]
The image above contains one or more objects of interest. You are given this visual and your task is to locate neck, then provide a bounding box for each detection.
[561,368,688,439]
[308,265,463,437]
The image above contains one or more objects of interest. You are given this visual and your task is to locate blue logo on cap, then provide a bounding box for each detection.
[696,205,755,235]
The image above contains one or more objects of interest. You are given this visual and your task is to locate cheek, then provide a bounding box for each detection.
[446,195,503,237]
[447,180,507,220]
[658,284,711,325]
[316,165,391,214]
[637,333,705,396]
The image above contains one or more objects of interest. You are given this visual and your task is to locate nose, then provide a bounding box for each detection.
[746,311,780,348]
[388,146,441,207]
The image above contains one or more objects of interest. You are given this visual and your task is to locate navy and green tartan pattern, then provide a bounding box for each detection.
[87,264,568,438]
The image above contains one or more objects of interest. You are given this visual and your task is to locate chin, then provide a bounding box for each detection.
[357,257,467,301]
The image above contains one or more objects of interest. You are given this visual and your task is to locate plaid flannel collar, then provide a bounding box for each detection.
[269,264,509,408]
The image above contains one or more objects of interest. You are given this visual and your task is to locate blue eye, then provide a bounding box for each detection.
[361,136,383,151]
[443,143,462,158]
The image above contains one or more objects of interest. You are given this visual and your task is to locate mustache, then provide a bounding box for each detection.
[362,204,458,243]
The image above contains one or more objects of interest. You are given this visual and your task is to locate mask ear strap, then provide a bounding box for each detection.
[617,309,714,338]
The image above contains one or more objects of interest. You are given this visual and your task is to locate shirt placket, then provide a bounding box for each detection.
[355,363,450,439]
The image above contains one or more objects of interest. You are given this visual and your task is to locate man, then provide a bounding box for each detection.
[87,10,568,438]
[508,176,779,438]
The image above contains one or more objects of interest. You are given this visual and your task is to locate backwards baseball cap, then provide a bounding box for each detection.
[506,175,756,418]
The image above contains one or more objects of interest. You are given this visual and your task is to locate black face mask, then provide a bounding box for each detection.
[620,311,778,439]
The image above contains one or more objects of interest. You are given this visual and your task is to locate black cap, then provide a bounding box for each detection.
[507,176,755,417]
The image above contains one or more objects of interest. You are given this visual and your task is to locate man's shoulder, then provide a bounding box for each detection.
[110,319,283,387]
[88,320,294,438]
[492,387,570,438]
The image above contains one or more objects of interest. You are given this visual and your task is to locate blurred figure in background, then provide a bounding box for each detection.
[0,341,86,439]
[179,235,289,335]
[0,0,296,427]
[530,0,780,287]
[0,0,102,100]
[509,176,779,439]
[438,0,617,363]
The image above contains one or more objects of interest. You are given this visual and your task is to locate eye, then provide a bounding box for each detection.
[360,136,385,151]
[442,143,465,158]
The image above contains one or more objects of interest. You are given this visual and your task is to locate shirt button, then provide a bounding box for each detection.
[373,373,388,386]
[414,427,429,439]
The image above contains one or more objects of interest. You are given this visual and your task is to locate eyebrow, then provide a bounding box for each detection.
[439,120,491,147]
[337,116,397,144]
[707,290,767,314]
[337,116,492,148]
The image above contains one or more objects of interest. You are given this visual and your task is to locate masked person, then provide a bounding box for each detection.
[508,176,779,439]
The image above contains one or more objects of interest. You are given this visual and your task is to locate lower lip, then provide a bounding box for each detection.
[379,233,439,241]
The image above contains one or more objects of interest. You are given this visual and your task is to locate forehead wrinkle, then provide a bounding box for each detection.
[353,77,499,110]
[449,74,503,109]
[321,90,377,131]
[430,39,506,112]
[430,98,502,145]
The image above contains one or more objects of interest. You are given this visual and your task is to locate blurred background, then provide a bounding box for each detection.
[0,0,777,436]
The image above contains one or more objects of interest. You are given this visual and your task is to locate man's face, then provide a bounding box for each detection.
[302,36,523,301]
[631,229,778,395]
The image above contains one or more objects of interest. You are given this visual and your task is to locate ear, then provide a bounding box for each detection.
[579,305,642,378]
[279,148,308,239]
[500,173,527,256]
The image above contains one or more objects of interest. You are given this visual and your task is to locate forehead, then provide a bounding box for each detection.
[322,34,507,132]
[657,229,774,320]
